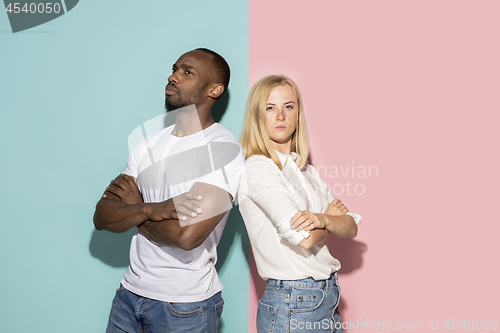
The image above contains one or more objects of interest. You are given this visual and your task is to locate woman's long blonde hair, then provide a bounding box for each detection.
[240,75,310,169]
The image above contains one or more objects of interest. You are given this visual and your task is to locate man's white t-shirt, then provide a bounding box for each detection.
[121,123,244,302]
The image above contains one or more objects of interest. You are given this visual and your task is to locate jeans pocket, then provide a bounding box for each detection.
[166,300,204,317]
[257,299,277,333]
[291,288,325,312]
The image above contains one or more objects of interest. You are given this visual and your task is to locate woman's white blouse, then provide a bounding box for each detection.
[238,151,362,281]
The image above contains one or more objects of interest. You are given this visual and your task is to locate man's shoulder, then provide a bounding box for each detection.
[133,125,174,150]
[206,123,241,145]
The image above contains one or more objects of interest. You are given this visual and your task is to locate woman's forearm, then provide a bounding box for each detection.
[320,214,358,238]
[297,228,330,249]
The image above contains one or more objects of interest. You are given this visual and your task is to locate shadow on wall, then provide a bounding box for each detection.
[329,238,367,320]
[212,89,229,123]
[216,208,250,333]
[216,207,250,272]
[89,229,134,268]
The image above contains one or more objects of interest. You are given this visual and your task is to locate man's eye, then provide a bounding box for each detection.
[186,70,193,75]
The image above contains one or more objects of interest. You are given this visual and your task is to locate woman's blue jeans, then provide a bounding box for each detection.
[106,285,224,333]
[257,273,343,333]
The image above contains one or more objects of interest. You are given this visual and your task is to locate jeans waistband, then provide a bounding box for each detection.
[267,272,338,289]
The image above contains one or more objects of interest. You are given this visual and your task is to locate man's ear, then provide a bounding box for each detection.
[209,84,224,99]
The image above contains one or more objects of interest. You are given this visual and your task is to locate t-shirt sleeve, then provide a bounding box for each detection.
[193,140,245,200]
[122,138,143,178]
[240,156,310,246]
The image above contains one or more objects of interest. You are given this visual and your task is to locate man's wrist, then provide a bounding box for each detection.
[139,203,153,221]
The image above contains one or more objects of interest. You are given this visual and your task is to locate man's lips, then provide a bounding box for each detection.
[165,86,177,95]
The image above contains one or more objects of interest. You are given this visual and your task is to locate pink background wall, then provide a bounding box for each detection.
[249,1,500,331]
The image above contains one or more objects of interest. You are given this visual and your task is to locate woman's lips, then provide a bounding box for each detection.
[275,125,287,130]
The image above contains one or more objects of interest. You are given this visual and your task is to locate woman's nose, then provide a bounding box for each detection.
[276,108,285,121]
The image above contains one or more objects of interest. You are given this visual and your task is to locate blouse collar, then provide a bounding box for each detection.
[274,150,301,166]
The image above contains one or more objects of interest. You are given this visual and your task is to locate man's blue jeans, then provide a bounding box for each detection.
[106,285,224,333]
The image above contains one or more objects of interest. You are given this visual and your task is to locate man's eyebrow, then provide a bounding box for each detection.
[172,63,196,70]
[180,64,196,71]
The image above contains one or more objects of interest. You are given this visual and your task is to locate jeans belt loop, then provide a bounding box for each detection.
[276,279,280,289]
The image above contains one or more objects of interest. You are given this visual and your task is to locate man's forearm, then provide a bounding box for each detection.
[137,182,232,250]
[138,210,228,251]
[93,198,150,233]
[138,220,178,247]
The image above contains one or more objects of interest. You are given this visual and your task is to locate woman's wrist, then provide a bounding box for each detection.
[317,213,330,230]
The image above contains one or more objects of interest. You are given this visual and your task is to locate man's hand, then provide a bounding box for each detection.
[290,210,327,232]
[138,182,232,250]
[102,174,203,222]
[103,174,143,205]
[327,199,349,216]
[146,192,203,222]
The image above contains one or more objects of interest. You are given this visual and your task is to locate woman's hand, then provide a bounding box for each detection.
[290,199,349,233]
[290,210,327,232]
[327,199,348,216]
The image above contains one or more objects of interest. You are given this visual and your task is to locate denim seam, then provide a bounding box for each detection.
[214,299,224,333]
[258,300,276,333]
[165,302,205,317]
[264,290,290,298]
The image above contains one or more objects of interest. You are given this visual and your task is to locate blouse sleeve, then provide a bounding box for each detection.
[239,156,310,246]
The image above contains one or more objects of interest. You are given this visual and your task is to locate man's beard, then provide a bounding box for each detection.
[165,95,187,112]
[165,86,203,112]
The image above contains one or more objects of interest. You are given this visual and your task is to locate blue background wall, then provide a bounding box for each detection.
[0,1,249,331]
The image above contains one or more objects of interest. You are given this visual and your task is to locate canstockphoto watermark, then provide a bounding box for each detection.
[291,318,499,330]
[291,318,424,330]
[316,162,379,196]
[4,0,79,33]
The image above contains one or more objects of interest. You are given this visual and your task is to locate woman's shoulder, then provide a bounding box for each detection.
[243,154,282,175]
[245,154,277,167]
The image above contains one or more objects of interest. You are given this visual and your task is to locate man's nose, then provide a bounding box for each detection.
[167,72,179,84]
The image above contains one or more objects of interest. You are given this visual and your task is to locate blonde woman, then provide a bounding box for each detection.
[238,75,362,333]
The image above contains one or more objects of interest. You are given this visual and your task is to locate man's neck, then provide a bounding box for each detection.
[171,104,214,137]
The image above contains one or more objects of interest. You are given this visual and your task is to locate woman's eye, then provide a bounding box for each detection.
[266,106,274,111]
[286,105,294,109]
